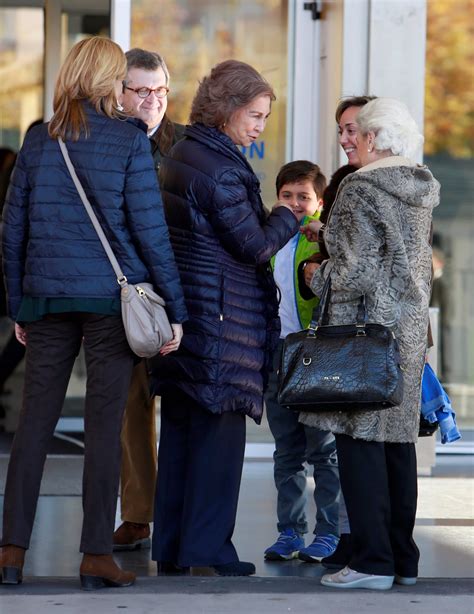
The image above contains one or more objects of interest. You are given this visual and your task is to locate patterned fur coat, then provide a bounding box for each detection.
[299,157,440,443]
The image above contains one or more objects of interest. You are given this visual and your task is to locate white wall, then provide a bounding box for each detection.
[110,0,131,51]
[340,0,427,165]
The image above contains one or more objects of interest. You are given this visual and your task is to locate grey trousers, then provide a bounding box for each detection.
[1,312,135,554]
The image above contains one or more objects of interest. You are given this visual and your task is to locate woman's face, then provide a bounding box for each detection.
[355,128,377,167]
[338,105,363,167]
[223,95,271,147]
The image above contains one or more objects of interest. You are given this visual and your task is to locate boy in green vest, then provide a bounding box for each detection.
[265,161,340,562]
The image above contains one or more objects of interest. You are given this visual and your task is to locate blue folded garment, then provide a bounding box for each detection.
[421,363,461,444]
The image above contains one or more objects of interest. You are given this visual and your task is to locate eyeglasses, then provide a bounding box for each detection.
[122,81,169,99]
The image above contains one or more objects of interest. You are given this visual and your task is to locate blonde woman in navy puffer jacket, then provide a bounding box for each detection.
[0,37,186,590]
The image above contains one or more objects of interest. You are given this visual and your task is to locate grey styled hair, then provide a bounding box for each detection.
[125,48,170,85]
[356,97,424,159]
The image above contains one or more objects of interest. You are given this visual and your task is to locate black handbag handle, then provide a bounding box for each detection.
[310,274,332,327]
[308,275,366,334]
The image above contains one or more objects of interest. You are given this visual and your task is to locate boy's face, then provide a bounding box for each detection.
[278,180,322,218]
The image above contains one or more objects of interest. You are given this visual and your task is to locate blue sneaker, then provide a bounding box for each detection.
[298,534,339,563]
[264,529,305,561]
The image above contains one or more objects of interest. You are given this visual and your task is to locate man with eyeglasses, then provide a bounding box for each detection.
[113,48,184,554]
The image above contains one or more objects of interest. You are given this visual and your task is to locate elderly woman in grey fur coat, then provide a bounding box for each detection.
[301,98,440,591]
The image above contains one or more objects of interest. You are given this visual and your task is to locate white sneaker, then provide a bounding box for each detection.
[321,566,394,590]
[394,574,417,586]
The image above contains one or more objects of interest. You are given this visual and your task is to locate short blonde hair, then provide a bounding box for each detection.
[49,37,127,141]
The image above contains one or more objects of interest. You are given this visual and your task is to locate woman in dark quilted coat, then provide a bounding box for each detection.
[150,60,300,576]
[301,98,440,590]
[0,37,186,590]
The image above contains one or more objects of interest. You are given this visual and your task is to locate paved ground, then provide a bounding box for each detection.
[1,457,473,613]
[1,577,473,614]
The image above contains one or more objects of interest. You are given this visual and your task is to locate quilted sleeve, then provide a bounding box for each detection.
[2,148,30,321]
[205,168,299,264]
[123,131,187,323]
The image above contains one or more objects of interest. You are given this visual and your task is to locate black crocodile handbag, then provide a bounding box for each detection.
[278,277,404,413]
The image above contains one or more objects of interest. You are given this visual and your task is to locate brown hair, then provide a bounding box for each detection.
[190,60,275,127]
[49,37,127,141]
[321,164,358,224]
[335,95,377,123]
[276,160,327,200]
[125,48,170,84]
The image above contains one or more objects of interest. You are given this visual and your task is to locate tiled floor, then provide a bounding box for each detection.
[0,340,472,584]
[0,456,472,580]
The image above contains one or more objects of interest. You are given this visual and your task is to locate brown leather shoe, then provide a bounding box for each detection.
[80,554,136,590]
[113,522,151,551]
[0,545,26,585]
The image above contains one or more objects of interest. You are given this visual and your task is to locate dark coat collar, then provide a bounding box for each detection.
[82,101,148,134]
[184,123,255,174]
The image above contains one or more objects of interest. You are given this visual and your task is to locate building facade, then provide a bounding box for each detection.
[0,0,472,426]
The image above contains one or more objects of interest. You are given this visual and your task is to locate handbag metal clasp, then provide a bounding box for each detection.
[307,323,318,338]
[303,357,312,366]
[136,286,147,297]
[356,324,366,337]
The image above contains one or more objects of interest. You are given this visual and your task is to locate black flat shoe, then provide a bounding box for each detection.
[190,561,256,576]
[156,561,189,575]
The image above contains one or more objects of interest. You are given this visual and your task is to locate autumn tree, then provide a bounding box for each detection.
[424,0,474,157]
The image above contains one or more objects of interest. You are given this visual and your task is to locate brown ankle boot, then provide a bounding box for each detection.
[113,522,150,551]
[80,554,136,591]
[0,545,26,585]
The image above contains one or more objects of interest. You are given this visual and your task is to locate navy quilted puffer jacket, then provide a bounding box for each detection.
[150,124,299,422]
[2,105,187,324]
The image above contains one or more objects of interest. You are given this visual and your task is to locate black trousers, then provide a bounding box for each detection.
[0,330,25,390]
[152,389,246,567]
[1,313,135,554]
[336,434,419,577]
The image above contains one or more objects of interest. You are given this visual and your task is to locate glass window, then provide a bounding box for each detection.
[0,8,44,150]
[425,0,474,427]
[61,8,110,57]
[131,0,289,206]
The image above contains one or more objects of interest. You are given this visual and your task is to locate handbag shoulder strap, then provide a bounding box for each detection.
[58,137,126,286]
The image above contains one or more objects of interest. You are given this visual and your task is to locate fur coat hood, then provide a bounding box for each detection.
[355,156,439,210]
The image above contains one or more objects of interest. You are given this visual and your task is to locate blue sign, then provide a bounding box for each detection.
[240,141,265,159]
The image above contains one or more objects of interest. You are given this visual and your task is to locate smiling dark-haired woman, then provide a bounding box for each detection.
[150,59,301,577]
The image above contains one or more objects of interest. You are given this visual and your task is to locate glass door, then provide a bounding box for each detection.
[0,7,44,150]
[131,0,290,206]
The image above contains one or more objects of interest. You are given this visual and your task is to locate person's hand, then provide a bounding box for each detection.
[15,323,27,346]
[300,220,322,242]
[303,262,320,287]
[159,323,183,355]
[272,201,305,221]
